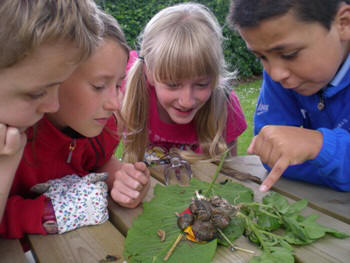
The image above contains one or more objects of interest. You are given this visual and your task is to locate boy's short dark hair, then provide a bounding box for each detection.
[228,0,350,30]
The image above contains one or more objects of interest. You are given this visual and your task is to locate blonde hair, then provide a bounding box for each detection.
[122,2,236,163]
[0,0,103,69]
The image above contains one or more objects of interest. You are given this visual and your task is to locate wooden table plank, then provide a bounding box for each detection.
[0,238,27,263]
[212,239,260,263]
[190,162,350,263]
[28,221,124,263]
[224,155,267,181]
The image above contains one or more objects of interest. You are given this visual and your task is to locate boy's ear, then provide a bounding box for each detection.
[336,4,350,41]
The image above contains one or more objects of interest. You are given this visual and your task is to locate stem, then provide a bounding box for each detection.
[164,233,183,261]
[217,228,255,254]
[241,203,280,219]
[237,212,270,253]
[204,149,229,197]
[259,229,287,242]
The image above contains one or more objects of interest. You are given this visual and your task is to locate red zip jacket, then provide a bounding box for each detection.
[0,116,119,238]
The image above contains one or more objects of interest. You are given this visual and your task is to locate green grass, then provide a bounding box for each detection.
[115,142,124,159]
[115,79,261,159]
[234,79,262,156]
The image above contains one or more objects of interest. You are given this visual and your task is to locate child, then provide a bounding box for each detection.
[122,3,247,168]
[0,10,150,238]
[0,0,102,222]
[228,0,350,192]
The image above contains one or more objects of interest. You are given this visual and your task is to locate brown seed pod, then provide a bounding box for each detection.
[190,199,212,221]
[192,220,217,241]
[177,213,194,231]
[210,196,237,218]
[210,209,231,229]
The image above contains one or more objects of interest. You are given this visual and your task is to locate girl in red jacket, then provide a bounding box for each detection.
[0,10,150,238]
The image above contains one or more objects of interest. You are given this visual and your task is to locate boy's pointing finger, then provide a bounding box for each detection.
[260,157,289,192]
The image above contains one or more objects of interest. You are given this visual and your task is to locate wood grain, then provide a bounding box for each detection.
[28,221,125,263]
[0,238,27,263]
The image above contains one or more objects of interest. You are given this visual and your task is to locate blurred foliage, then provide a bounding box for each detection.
[97,0,262,79]
[234,80,262,155]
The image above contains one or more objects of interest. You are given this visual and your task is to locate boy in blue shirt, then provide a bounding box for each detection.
[228,0,350,192]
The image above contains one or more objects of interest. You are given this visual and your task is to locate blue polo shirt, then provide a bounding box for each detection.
[254,55,350,191]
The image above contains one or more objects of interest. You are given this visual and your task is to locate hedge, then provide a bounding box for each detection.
[97,0,262,79]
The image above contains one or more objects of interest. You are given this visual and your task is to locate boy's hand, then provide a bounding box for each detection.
[247,126,323,192]
[109,162,150,208]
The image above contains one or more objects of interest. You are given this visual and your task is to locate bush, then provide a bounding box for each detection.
[99,0,262,79]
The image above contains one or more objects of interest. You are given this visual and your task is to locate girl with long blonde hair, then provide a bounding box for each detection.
[122,2,246,166]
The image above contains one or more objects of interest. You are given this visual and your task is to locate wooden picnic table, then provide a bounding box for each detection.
[1,155,349,262]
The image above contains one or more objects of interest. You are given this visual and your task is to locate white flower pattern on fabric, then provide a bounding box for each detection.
[40,173,109,234]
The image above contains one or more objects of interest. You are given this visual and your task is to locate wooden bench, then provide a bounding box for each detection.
[0,238,27,263]
[28,221,125,263]
[0,220,125,263]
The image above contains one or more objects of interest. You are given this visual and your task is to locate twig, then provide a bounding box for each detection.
[217,228,255,254]
[164,233,183,261]
[204,149,229,197]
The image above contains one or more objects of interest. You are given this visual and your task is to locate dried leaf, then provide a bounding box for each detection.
[157,229,166,242]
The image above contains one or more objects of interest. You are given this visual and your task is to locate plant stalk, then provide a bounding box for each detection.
[204,149,229,197]
[217,228,255,254]
[164,233,183,261]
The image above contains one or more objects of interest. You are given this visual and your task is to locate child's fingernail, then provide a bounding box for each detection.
[259,185,268,192]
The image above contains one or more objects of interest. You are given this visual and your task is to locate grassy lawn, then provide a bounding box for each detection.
[234,79,262,156]
[115,79,261,159]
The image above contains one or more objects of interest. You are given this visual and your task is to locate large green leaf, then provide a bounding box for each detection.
[124,178,254,262]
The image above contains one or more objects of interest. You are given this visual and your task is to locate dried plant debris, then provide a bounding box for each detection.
[157,229,166,242]
[98,255,119,263]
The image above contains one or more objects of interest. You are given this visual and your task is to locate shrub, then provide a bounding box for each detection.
[99,0,262,79]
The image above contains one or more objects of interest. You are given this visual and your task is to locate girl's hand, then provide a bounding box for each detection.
[0,124,27,220]
[110,162,150,208]
[0,124,26,157]
[248,125,323,192]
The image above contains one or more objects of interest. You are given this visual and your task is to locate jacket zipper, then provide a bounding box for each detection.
[317,90,325,111]
[66,139,76,163]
